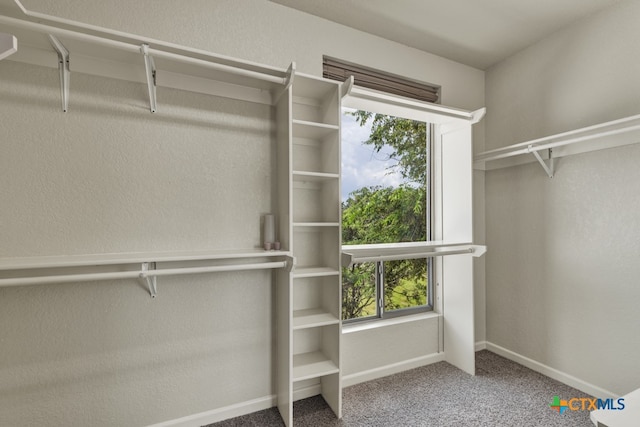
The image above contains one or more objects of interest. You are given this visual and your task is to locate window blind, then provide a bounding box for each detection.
[323,56,440,104]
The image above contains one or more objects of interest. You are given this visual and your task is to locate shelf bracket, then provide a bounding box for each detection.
[140,261,157,298]
[283,61,295,92]
[273,61,295,105]
[140,44,157,113]
[530,146,554,178]
[48,35,69,112]
[340,75,354,99]
[284,255,296,272]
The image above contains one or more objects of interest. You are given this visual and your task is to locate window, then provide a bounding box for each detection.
[341,107,433,322]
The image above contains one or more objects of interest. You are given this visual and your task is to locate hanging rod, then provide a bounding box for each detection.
[347,248,474,265]
[474,112,640,177]
[0,260,289,296]
[0,14,287,85]
[475,112,640,174]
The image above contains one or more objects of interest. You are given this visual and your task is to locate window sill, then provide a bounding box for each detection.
[342,312,441,335]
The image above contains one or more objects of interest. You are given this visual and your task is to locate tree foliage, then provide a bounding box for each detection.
[342,185,427,319]
[350,111,427,185]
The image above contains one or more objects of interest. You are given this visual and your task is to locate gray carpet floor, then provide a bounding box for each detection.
[207,350,594,426]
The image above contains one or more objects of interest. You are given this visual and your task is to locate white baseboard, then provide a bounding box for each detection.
[475,340,487,351]
[153,342,613,426]
[293,383,322,401]
[148,384,323,426]
[147,395,276,427]
[342,352,446,387]
[485,341,617,398]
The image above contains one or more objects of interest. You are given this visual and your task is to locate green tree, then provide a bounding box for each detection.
[342,185,427,319]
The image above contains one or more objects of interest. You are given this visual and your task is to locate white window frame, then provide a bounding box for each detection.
[340,111,434,323]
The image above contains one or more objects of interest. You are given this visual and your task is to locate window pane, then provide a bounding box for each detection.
[342,263,376,320]
[383,259,428,312]
[341,108,427,245]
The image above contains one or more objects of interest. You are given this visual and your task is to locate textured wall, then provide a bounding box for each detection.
[0,61,275,426]
[485,0,640,395]
[2,1,485,425]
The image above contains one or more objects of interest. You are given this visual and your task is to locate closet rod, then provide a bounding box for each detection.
[0,15,286,85]
[479,124,640,162]
[140,261,287,278]
[0,261,287,288]
[475,113,640,162]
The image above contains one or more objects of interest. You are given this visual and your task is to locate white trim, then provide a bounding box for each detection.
[475,341,487,351]
[485,342,617,398]
[342,352,445,387]
[343,312,441,334]
[146,395,276,427]
[146,385,321,426]
[292,383,322,401]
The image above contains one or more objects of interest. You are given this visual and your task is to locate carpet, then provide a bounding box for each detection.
[207,350,594,426]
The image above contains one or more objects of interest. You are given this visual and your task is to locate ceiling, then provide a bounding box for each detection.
[269,0,622,69]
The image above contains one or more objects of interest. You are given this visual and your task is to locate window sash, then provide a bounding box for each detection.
[343,258,433,324]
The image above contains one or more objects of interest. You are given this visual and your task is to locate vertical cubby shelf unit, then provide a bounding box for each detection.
[276,74,342,426]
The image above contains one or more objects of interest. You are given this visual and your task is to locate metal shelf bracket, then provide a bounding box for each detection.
[530,146,554,178]
[48,35,69,112]
[140,44,157,113]
[140,261,157,298]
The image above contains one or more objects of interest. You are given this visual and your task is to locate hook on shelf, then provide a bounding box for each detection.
[140,262,157,298]
[140,44,157,113]
[48,35,69,112]
[529,146,554,178]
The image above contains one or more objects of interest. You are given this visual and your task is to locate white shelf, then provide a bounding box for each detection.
[342,79,484,126]
[292,171,339,182]
[341,242,486,267]
[0,248,291,271]
[292,308,339,330]
[292,120,339,139]
[0,249,292,296]
[293,267,340,278]
[0,1,291,106]
[292,351,339,382]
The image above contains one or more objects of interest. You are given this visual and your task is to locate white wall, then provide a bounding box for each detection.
[485,0,640,396]
[1,1,485,425]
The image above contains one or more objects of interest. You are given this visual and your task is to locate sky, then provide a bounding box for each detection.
[341,108,404,201]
